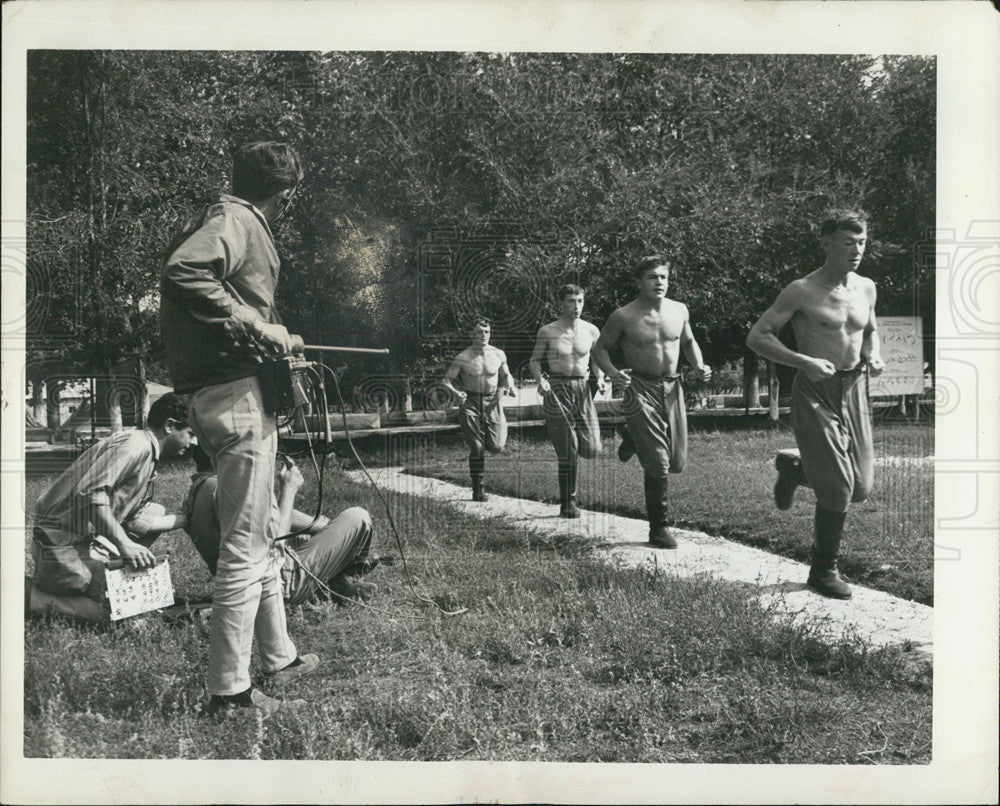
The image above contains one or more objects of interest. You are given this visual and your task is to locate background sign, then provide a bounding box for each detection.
[869,316,924,397]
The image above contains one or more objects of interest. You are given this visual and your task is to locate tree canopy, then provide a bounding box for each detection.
[26,51,935,399]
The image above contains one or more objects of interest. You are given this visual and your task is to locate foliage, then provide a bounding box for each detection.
[27,52,935,397]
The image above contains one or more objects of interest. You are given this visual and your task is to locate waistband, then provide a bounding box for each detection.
[548,373,586,380]
[464,389,498,398]
[835,361,867,377]
[631,371,681,382]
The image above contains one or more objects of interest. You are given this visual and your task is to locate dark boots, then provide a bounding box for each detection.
[618,426,636,463]
[470,457,487,502]
[774,449,806,510]
[644,474,676,549]
[558,461,580,518]
[807,504,852,599]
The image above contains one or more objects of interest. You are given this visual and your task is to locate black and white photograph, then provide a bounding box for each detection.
[2,1,997,804]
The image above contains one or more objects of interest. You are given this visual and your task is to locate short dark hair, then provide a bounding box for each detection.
[633,255,670,279]
[232,142,304,203]
[556,284,584,300]
[471,318,491,329]
[148,392,189,430]
[820,209,868,237]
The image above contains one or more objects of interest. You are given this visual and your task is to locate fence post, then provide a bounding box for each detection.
[768,360,779,423]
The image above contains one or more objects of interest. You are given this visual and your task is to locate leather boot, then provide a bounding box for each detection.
[774,449,806,511]
[559,462,580,518]
[644,475,676,548]
[618,426,636,463]
[470,458,487,502]
[807,505,851,599]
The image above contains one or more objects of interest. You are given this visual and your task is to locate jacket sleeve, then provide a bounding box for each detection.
[161,209,261,331]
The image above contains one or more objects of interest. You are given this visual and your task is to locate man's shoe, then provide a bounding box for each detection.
[560,501,581,519]
[471,477,488,502]
[329,575,377,603]
[268,654,320,688]
[648,526,678,549]
[774,451,801,511]
[618,431,635,463]
[807,567,853,600]
[206,687,301,717]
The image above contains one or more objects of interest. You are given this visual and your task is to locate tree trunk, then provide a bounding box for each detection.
[768,360,780,422]
[403,378,413,412]
[31,380,46,424]
[46,381,63,433]
[742,352,760,409]
[137,356,148,429]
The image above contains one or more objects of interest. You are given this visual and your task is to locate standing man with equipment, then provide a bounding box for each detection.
[529,284,606,518]
[441,320,516,502]
[593,256,712,548]
[161,142,317,716]
[747,210,884,600]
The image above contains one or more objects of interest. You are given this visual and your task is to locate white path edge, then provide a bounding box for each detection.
[346,467,932,664]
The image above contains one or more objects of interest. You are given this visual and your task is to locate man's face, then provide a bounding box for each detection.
[472,324,491,346]
[637,266,670,299]
[823,225,867,272]
[559,293,585,320]
[162,421,197,461]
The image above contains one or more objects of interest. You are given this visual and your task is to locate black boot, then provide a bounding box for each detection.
[470,458,487,502]
[644,475,676,548]
[774,450,806,511]
[559,461,580,518]
[807,504,851,599]
[618,426,636,463]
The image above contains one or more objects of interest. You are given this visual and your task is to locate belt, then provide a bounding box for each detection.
[631,371,680,382]
[835,361,866,377]
[548,374,586,380]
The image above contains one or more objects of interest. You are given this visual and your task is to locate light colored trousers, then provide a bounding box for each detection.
[280,507,373,606]
[189,375,297,696]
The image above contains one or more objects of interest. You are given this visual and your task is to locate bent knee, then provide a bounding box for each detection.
[343,506,373,530]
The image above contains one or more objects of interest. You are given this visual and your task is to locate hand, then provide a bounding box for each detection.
[172,511,187,532]
[614,369,632,387]
[803,357,837,382]
[694,364,712,383]
[537,378,552,396]
[454,392,468,406]
[867,355,886,377]
[257,322,296,355]
[504,386,517,398]
[119,538,157,570]
[597,377,609,396]
[278,459,305,492]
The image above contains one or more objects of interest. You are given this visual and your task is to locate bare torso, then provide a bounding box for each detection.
[538,319,600,376]
[451,346,507,393]
[790,272,873,370]
[617,298,688,376]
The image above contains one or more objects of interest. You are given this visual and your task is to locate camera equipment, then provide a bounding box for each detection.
[260,336,466,617]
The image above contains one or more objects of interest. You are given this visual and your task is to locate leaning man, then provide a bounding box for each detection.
[746,209,884,599]
[29,393,194,623]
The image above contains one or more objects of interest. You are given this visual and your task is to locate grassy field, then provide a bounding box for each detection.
[22,458,930,762]
[393,422,934,605]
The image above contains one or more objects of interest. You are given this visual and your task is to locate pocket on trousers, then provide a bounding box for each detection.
[33,542,93,595]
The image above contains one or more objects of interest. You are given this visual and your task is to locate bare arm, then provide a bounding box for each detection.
[133,511,187,535]
[440,357,467,403]
[528,327,552,395]
[746,284,835,380]
[861,281,885,376]
[593,310,630,383]
[497,352,517,399]
[589,325,606,388]
[275,461,304,535]
[679,309,712,381]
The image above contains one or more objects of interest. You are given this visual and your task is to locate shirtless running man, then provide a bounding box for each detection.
[747,209,885,599]
[442,320,517,502]
[529,284,607,518]
[593,256,712,548]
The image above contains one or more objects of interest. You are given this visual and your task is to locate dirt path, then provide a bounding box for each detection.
[348,467,933,666]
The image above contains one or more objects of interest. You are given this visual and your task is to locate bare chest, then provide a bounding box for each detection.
[462,351,503,379]
[802,285,869,333]
[624,307,684,346]
[550,326,596,357]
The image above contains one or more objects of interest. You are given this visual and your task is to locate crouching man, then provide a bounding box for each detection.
[28,393,195,623]
[183,447,377,607]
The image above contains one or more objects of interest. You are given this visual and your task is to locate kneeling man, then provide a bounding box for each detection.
[29,393,194,622]
[593,256,711,548]
[747,209,884,599]
[529,284,605,518]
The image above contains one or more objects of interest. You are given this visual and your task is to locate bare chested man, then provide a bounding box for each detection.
[442,320,517,501]
[747,209,885,599]
[529,284,607,518]
[593,257,712,548]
